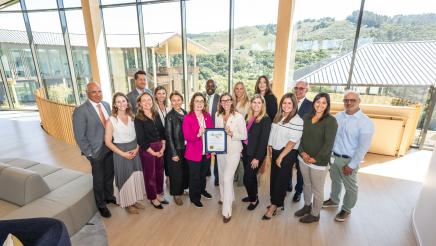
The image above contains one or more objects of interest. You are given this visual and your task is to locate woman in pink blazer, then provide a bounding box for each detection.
[182,92,214,208]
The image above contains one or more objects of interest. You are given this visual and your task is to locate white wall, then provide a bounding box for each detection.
[413,146,436,246]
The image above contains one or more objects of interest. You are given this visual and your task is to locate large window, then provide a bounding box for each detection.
[354,0,436,147]
[0,9,39,109]
[186,0,230,94]
[234,0,279,95]
[102,5,140,94]
[28,11,75,104]
[0,77,8,109]
[141,1,183,96]
[288,0,361,94]
[65,9,92,103]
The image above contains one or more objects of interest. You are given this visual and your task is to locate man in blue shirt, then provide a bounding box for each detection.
[323,91,374,222]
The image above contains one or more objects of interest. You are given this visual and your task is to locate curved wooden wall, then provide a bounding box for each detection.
[35,89,77,146]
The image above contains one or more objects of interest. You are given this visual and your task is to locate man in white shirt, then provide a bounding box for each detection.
[127,70,152,113]
[323,91,374,222]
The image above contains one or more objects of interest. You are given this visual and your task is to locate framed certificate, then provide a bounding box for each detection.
[205,128,227,154]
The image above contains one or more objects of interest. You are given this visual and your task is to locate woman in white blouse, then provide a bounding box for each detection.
[105,92,146,214]
[262,92,303,220]
[215,92,247,223]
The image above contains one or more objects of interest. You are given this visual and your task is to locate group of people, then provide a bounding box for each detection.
[72,70,374,224]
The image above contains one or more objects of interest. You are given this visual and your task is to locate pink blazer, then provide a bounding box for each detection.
[182,112,214,162]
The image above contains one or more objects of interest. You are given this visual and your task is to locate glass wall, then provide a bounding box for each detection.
[0,77,8,109]
[102,5,140,94]
[141,1,182,96]
[28,11,74,104]
[354,0,436,147]
[0,8,39,109]
[186,0,230,94]
[65,9,92,103]
[287,0,361,95]
[234,0,279,96]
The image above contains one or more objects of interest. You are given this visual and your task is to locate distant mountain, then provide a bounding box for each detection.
[188,12,436,54]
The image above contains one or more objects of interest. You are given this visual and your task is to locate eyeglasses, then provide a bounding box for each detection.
[343,99,357,103]
[293,87,306,91]
[220,99,232,103]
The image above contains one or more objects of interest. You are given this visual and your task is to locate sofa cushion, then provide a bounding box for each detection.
[0,167,50,206]
[28,164,61,177]
[0,159,39,169]
[43,169,82,191]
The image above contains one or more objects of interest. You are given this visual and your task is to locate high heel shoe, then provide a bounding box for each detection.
[262,208,277,220]
[150,201,163,209]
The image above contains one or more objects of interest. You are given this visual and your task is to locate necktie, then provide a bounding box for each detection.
[96,104,107,128]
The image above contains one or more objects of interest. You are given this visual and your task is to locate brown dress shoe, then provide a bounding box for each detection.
[126,206,139,214]
[174,196,183,206]
[223,216,231,223]
[133,202,145,209]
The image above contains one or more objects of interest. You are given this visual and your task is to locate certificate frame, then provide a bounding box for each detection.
[205,128,227,154]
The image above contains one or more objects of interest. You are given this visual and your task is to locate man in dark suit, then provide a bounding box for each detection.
[290,80,312,202]
[205,79,220,186]
[126,70,152,114]
[72,82,115,218]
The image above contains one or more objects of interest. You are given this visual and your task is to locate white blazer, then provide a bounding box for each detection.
[215,112,247,155]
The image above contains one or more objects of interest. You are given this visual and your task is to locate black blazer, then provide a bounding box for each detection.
[298,98,312,119]
[165,108,187,157]
[245,116,272,161]
[264,93,278,120]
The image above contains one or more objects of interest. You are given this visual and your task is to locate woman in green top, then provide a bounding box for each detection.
[294,92,338,224]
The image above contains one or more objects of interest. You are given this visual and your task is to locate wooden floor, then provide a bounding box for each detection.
[0,111,429,246]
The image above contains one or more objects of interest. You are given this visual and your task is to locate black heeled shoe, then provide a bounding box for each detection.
[262,208,277,220]
[150,201,163,209]
[247,199,259,211]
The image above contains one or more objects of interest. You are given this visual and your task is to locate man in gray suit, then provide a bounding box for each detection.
[205,79,220,186]
[73,82,115,218]
[126,70,152,114]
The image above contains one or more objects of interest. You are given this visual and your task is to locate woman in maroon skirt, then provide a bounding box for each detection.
[134,92,168,209]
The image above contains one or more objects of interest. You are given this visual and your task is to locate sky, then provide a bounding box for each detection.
[0,0,436,34]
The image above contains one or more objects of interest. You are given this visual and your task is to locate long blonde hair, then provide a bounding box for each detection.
[246,94,267,123]
[233,81,249,109]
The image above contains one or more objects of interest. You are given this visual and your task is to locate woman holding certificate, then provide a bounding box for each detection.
[263,93,303,220]
[182,92,214,208]
[241,94,271,211]
[215,93,247,223]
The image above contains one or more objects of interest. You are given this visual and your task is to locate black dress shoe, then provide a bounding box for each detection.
[201,191,212,199]
[106,199,117,205]
[292,193,301,202]
[150,201,163,209]
[247,199,259,211]
[159,199,169,205]
[241,197,250,202]
[214,179,219,186]
[192,201,203,208]
[98,207,111,218]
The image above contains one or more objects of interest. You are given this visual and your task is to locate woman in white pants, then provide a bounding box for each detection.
[215,92,247,223]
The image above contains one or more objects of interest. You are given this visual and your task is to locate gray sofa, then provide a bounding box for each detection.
[0,158,97,236]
